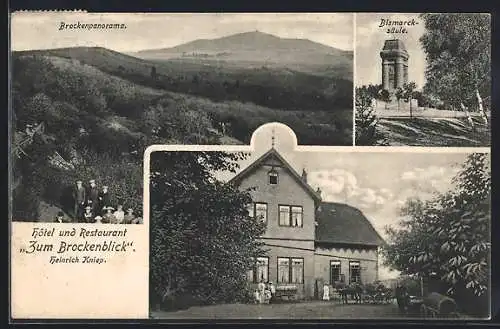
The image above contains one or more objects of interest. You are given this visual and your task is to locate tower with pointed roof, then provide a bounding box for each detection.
[380,39,409,91]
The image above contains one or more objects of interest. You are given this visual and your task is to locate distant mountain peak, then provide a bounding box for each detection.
[229,30,279,38]
[136,30,348,55]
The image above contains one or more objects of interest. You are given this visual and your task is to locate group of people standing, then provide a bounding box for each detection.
[254,280,276,304]
[69,179,142,224]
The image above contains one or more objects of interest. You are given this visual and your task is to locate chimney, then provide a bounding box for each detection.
[301,168,308,183]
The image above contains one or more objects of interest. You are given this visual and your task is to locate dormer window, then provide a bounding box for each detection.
[268,169,278,185]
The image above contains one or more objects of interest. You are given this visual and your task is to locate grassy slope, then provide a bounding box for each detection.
[18,47,352,101]
[14,47,352,112]
[13,48,353,145]
[378,117,490,147]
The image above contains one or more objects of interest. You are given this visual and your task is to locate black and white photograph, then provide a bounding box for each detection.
[8,10,493,321]
[10,12,354,223]
[147,123,491,320]
[355,13,491,147]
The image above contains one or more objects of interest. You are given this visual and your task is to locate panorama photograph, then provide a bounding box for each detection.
[11,13,354,223]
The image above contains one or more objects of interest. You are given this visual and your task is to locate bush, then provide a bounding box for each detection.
[150,151,266,311]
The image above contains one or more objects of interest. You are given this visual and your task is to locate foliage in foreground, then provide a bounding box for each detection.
[383,153,490,314]
[420,13,490,122]
[149,151,266,310]
[355,86,387,145]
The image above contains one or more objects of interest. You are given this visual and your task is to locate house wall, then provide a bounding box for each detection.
[237,154,380,299]
[237,157,316,241]
[238,155,317,298]
[313,246,379,286]
[258,240,315,299]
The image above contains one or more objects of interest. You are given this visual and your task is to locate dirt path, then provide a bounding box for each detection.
[151,300,413,320]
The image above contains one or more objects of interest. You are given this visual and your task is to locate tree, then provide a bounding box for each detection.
[379,89,391,110]
[150,66,157,80]
[365,84,383,108]
[149,151,266,310]
[355,86,386,145]
[382,153,490,315]
[12,123,59,220]
[402,82,417,118]
[413,90,440,109]
[420,13,490,126]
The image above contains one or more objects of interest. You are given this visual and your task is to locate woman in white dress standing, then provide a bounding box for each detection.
[323,283,330,301]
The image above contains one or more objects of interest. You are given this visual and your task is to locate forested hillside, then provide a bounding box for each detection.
[12,49,352,221]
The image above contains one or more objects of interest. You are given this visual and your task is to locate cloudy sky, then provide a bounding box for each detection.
[11,12,353,52]
[356,13,427,90]
[216,123,485,279]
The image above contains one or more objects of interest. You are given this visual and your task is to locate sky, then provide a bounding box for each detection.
[356,13,427,90]
[11,12,353,52]
[215,123,484,280]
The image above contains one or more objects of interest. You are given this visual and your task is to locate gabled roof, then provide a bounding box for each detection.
[315,202,385,247]
[229,148,322,203]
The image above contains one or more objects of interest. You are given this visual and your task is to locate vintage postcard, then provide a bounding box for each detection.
[9,11,354,320]
[145,122,491,320]
[9,10,492,322]
[355,13,491,147]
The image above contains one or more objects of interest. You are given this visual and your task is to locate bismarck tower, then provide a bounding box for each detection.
[380,39,409,91]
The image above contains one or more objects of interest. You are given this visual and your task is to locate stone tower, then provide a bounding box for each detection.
[380,39,409,91]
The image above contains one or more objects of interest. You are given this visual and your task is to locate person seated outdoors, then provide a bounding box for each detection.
[113,205,125,224]
[94,215,103,224]
[123,208,135,224]
[102,206,116,224]
[132,216,143,224]
[54,211,67,223]
[83,206,93,223]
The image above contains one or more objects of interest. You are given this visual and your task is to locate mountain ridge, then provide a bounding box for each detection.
[134,31,352,57]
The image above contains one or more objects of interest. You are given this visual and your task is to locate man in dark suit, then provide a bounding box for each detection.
[98,185,111,215]
[87,179,99,214]
[396,283,409,314]
[54,211,67,223]
[72,180,86,221]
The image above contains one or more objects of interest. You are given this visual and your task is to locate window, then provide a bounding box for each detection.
[247,203,254,218]
[268,170,278,185]
[277,257,304,284]
[349,261,361,284]
[248,203,267,223]
[330,260,342,283]
[291,206,303,227]
[279,206,290,226]
[248,257,269,283]
[279,205,303,227]
[291,259,304,284]
[255,203,268,223]
[277,258,290,283]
